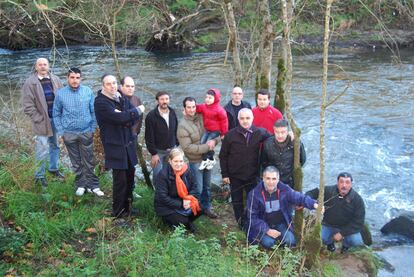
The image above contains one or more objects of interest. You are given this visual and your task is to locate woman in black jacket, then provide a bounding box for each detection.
[154,148,201,232]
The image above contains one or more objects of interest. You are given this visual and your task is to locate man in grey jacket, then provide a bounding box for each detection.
[177,97,219,218]
[22,58,64,187]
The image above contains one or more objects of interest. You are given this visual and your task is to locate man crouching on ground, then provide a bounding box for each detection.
[246,166,321,249]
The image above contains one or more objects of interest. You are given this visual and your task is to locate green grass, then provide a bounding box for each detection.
[0,153,380,276]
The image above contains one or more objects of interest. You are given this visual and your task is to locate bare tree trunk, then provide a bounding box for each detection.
[223,0,242,86]
[304,0,333,270]
[280,0,305,245]
[255,0,274,91]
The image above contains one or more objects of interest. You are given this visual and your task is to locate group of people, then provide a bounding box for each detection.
[22,58,366,253]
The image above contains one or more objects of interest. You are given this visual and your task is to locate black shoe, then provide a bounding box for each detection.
[341,246,349,254]
[327,243,336,252]
[35,178,48,187]
[203,208,218,219]
[187,222,196,234]
[49,170,65,180]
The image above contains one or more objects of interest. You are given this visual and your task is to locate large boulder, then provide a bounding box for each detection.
[381,213,414,240]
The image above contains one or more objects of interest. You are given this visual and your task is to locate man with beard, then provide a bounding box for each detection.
[53,67,103,196]
[145,91,178,181]
[306,172,365,253]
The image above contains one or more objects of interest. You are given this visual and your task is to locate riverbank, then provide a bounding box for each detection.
[0,138,379,275]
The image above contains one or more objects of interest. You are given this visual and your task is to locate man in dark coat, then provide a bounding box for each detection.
[94,74,145,218]
[219,108,271,228]
[246,166,319,248]
[261,119,306,189]
[306,172,365,253]
[224,86,251,131]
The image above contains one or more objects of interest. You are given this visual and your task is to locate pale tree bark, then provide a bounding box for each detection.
[222,0,242,86]
[280,0,306,246]
[304,0,333,269]
[255,0,274,91]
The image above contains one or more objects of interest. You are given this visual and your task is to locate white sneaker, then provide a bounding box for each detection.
[199,159,209,170]
[75,187,86,196]
[206,158,216,170]
[92,188,105,197]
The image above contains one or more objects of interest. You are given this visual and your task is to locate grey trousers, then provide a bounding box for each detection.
[63,132,99,190]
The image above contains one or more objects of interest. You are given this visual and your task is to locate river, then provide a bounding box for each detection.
[1,46,413,275]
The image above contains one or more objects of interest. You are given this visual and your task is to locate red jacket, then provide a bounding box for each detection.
[196,88,228,136]
[252,105,283,133]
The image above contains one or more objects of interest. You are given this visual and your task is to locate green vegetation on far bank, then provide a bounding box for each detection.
[1,0,413,51]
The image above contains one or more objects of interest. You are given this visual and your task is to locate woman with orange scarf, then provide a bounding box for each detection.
[154,148,201,232]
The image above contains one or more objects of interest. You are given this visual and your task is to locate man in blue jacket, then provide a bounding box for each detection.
[246,166,320,249]
[53,67,103,197]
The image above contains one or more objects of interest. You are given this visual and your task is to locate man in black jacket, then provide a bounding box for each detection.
[224,86,251,131]
[306,172,365,253]
[219,108,271,228]
[145,91,178,182]
[261,119,306,189]
[94,74,145,218]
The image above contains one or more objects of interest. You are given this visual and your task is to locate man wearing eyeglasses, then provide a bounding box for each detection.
[306,172,365,253]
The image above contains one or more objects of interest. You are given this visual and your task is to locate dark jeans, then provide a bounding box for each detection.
[162,212,197,230]
[200,131,220,160]
[230,177,257,227]
[63,132,99,189]
[112,155,135,217]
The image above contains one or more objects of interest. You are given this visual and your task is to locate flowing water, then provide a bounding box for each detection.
[1,46,413,274]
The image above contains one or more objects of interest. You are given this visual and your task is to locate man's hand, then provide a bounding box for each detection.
[138,105,145,113]
[266,229,281,239]
[288,130,295,140]
[333,232,343,242]
[183,199,191,209]
[206,140,216,150]
[313,203,325,214]
[222,177,230,185]
[151,154,160,168]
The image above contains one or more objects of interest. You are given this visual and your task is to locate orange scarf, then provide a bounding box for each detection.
[174,163,201,216]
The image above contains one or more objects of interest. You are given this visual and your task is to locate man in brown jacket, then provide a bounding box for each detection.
[177,97,219,218]
[22,58,64,187]
[120,76,143,136]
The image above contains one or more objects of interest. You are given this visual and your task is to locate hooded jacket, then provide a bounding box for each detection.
[196,88,228,136]
[246,181,316,244]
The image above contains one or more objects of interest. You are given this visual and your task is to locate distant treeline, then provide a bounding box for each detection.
[1,0,412,50]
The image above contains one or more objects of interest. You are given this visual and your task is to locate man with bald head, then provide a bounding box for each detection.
[94,74,145,218]
[22,57,64,188]
[120,76,143,136]
[224,86,251,131]
[219,108,270,228]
